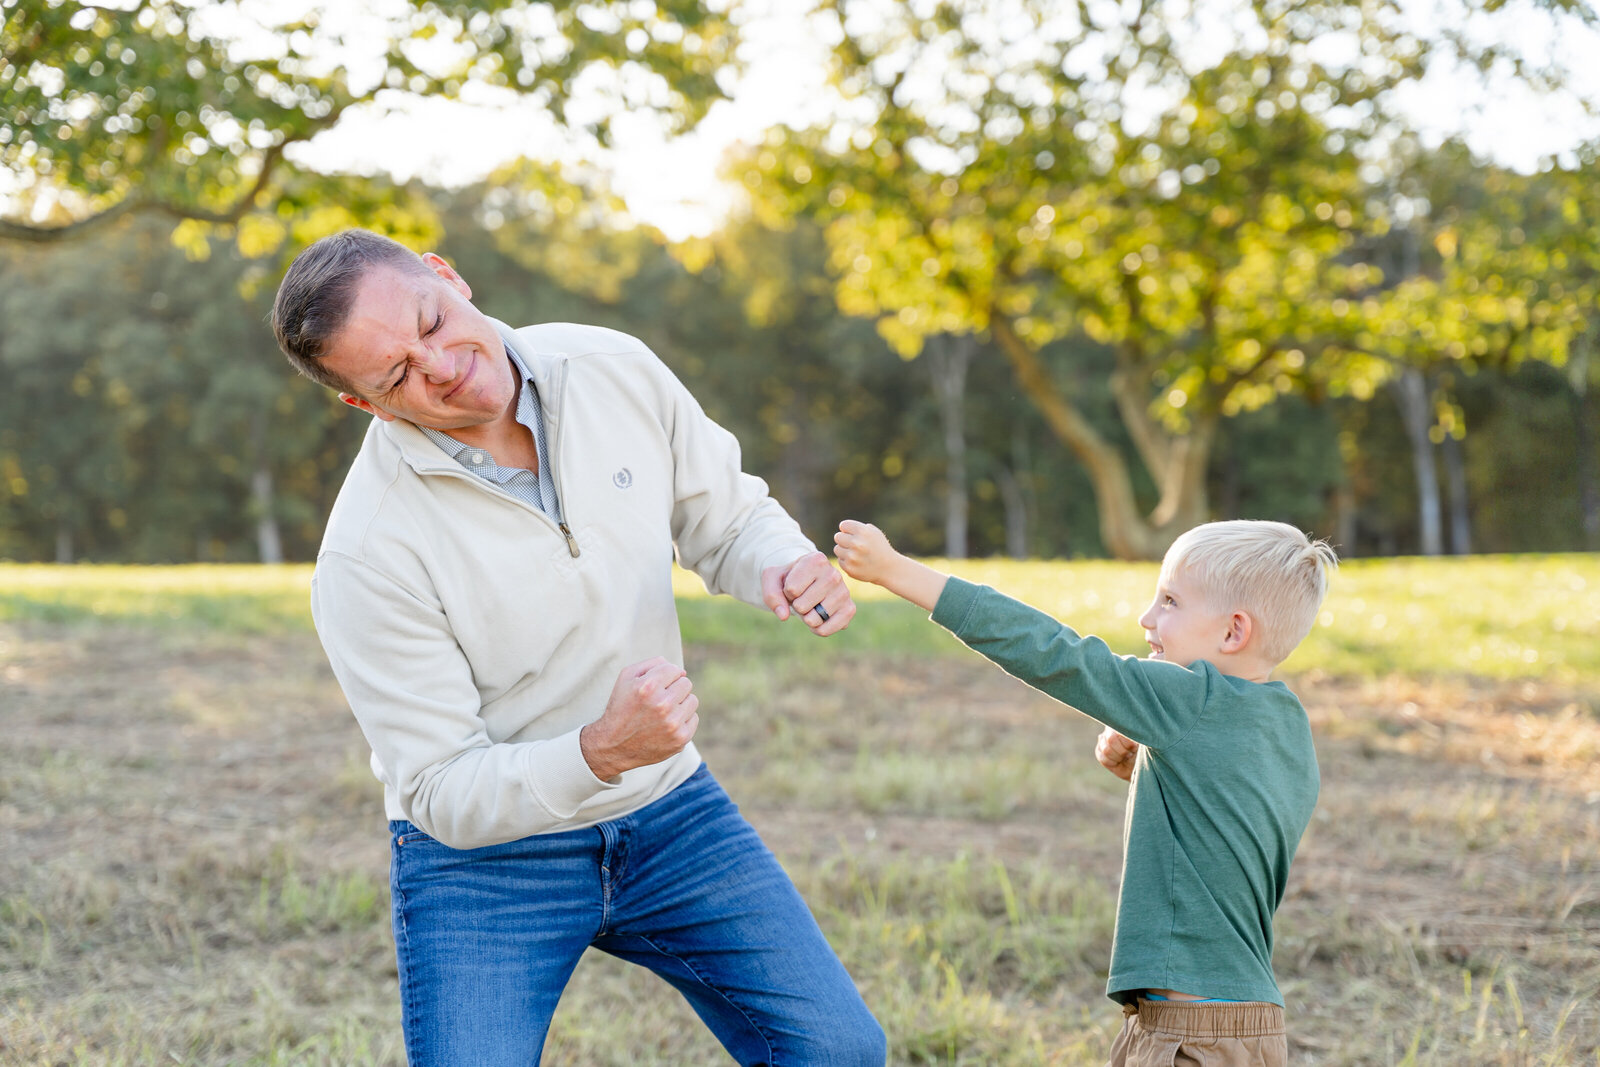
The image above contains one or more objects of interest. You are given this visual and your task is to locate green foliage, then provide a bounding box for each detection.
[473,160,653,305]
[1,0,737,244]
[2,107,1598,564]
[1459,363,1595,553]
[652,216,939,543]
[739,0,1599,558]
[1210,394,1344,535]
[0,218,363,562]
[1373,142,1600,376]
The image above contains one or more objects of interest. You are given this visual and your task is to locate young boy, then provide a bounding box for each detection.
[832,518,1337,1067]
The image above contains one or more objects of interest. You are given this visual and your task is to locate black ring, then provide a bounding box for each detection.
[814,604,831,623]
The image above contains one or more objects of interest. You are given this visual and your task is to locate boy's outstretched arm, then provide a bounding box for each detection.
[834,520,949,612]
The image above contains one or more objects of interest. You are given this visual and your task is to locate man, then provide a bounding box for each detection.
[271,229,886,1066]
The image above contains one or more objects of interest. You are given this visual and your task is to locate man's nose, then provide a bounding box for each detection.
[416,344,454,383]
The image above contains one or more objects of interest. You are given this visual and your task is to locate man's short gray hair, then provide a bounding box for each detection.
[1161,520,1340,666]
[271,229,432,394]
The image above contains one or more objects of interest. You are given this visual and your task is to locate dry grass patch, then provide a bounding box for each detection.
[1279,672,1600,1064]
[4,613,1600,1064]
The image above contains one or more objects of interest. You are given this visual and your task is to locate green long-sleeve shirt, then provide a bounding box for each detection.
[932,578,1318,1006]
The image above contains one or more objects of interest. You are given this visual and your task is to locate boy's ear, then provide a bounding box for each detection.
[1221,610,1253,654]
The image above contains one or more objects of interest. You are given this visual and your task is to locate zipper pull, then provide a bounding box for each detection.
[559,522,580,558]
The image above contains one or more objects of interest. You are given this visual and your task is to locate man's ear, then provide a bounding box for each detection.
[421,252,472,300]
[339,393,395,421]
[1221,610,1253,654]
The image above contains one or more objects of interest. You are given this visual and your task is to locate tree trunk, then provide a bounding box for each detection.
[1575,385,1600,551]
[1332,482,1358,557]
[1391,367,1442,556]
[55,520,73,564]
[1571,338,1600,551]
[989,315,1210,560]
[1000,423,1034,559]
[252,464,284,564]
[1388,222,1446,557]
[1440,431,1472,555]
[997,465,1028,559]
[781,402,819,539]
[926,334,975,558]
[775,353,817,536]
[778,437,809,537]
[249,405,284,564]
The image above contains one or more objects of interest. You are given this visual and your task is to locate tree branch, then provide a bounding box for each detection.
[1110,270,1175,477]
[154,141,288,226]
[2,136,291,242]
[0,197,143,242]
[989,311,1170,558]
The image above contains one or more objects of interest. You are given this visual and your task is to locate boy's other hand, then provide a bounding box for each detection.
[833,520,897,585]
[1095,726,1138,782]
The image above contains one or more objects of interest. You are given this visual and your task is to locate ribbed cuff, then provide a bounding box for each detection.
[523,728,619,820]
[930,575,983,632]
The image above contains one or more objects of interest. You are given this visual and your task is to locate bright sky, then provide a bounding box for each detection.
[286,0,1600,241]
[10,0,1598,239]
[290,0,838,241]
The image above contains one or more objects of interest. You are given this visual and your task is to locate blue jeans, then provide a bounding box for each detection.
[388,763,886,1066]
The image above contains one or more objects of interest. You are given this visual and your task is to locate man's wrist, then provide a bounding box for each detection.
[579,723,623,782]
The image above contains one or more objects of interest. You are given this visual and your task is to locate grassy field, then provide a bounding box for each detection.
[3,556,1599,1065]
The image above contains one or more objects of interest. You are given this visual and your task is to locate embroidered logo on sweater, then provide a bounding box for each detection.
[613,468,633,489]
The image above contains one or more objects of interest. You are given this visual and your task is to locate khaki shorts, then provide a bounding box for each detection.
[1106,997,1287,1067]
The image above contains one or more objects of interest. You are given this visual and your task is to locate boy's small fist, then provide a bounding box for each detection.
[1095,726,1139,783]
[833,519,892,584]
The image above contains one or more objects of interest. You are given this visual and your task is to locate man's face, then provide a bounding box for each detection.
[1137,566,1232,668]
[319,255,517,431]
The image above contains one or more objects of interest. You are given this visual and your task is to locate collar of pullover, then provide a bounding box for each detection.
[380,318,571,474]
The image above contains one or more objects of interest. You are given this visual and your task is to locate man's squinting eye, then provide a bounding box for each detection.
[389,312,445,393]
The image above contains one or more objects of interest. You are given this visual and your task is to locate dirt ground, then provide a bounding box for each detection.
[3,621,1598,1065]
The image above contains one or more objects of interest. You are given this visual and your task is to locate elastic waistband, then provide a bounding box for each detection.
[1128,998,1285,1039]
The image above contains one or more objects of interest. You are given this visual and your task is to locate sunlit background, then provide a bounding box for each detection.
[7,3,1600,1063]
[5,0,1600,564]
[292,0,1600,241]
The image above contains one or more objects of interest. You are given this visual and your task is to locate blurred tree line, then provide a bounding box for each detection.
[3,0,1597,563]
[1,172,1593,564]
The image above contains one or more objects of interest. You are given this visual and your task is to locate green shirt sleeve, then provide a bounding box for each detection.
[931,576,1211,749]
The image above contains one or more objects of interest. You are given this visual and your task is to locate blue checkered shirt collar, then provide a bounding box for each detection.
[417,333,562,520]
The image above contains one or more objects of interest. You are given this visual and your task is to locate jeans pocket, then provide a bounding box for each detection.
[391,821,435,848]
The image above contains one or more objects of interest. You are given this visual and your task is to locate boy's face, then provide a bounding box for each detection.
[1137,565,1233,668]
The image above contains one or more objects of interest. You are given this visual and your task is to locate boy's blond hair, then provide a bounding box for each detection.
[1161,520,1339,666]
